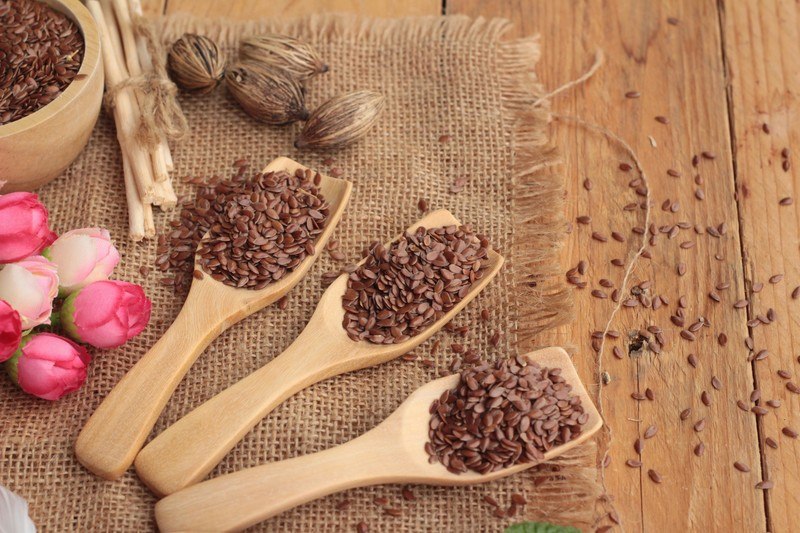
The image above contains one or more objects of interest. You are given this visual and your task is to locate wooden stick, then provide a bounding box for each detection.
[152,174,177,209]
[143,200,156,238]
[120,0,174,180]
[122,156,145,241]
[87,0,155,203]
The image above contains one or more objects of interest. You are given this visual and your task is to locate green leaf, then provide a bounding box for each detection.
[504,521,582,533]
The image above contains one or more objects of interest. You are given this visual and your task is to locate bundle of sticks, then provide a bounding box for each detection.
[86,0,177,241]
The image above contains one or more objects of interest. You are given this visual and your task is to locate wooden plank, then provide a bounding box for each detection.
[721,1,800,532]
[164,0,440,19]
[449,0,765,531]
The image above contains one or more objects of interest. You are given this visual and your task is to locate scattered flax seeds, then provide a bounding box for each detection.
[342,225,490,343]
[157,164,329,291]
[425,356,588,474]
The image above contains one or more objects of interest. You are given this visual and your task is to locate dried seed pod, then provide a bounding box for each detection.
[240,33,328,80]
[295,90,384,150]
[168,34,226,94]
[225,61,308,124]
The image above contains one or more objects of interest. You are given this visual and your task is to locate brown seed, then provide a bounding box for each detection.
[626,459,642,468]
[765,437,778,449]
[782,427,799,439]
[694,419,706,432]
[644,425,658,439]
[583,178,593,191]
[592,232,608,242]
[483,495,499,507]
[755,480,775,490]
[417,198,428,212]
[384,508,402,517]
[701,151,716,160]
[718,333,728,346]
[511,493,527,506]
[779,197,794,206]
[356,521,369,533]
[645,388,655,401]
[576,215,591,225]
[655,116,669,124]
[619,162,632,171]
[667,16,680,25]
[687,354,698,368]
[701,391,711,406]
[648,469,662,483]
[438,134,451,143]
[769,274,784,284]
[733,461,750,473]
[694,442,705,457]
[335,499,352,510]
[634,438,644,455]
[711,376,722,390]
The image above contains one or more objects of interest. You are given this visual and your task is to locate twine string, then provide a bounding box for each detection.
[534,49,651,533]
[104,14,188,148]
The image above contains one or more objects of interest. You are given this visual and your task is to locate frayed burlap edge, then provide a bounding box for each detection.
[155,13,598,530]
[496,25,600,530]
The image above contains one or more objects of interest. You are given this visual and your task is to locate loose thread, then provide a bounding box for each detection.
[552,114,651,533]
[531,47,651,532]
[533,49,605,108]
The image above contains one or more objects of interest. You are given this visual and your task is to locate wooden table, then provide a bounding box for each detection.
[143,1,798,531]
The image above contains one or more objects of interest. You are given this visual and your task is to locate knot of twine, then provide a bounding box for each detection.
[103,15,188,147]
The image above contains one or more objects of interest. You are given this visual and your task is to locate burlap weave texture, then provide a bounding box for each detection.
[0,14,599,531]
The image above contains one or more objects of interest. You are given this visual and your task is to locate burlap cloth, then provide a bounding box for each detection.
[0,14,601,531]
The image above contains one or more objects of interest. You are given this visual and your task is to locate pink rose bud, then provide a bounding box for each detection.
[0,256,59,329]
[4,333,90,401]
[62,280,152,349]
[0,299,22,363]
[0,192,57,264]
[46,228,120,294]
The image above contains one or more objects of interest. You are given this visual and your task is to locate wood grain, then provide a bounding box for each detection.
[163,0,439,19]
[449,1,765,530]
[721,1,800,532]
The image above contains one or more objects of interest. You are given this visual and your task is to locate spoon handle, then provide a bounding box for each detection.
[135,325,348,495]
[155,425,401,532]
[75,288,235,480]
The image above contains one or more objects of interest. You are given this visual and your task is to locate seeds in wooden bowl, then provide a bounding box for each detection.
[342,224,490,344]
[425,356,588,474]
[0,0,85,125]
[157,163,328,290]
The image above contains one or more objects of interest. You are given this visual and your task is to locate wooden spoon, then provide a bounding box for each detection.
[74,157,352,480]
[154,346,602,532]
[134,209,504,496]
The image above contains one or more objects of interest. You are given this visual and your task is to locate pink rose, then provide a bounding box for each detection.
[4,333,90,401]
[62,280,151,349]
[46,228,120,294]
[0,256,59,329]
[0,192,57,263]
[0,299,22,362]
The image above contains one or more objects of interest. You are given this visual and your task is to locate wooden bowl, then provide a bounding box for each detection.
[0,0,103,192]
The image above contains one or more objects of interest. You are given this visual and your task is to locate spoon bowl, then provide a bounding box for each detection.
[135,209,504,496]
[74,157,352,480]
[154,346,602,532]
